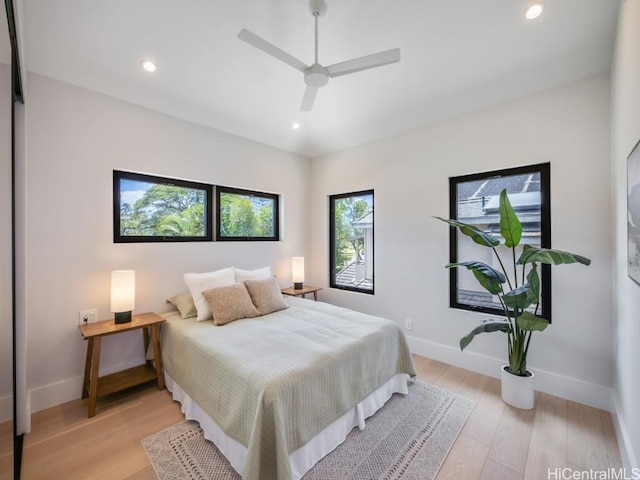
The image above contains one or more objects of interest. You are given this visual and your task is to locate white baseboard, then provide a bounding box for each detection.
[611,391,638,471]
[407,335,614,412]
[0,394,11,423]
[29,375,84,415]
[29,357,146,414]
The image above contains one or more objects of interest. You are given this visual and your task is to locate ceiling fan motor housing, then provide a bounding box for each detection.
[304,63,329,87]
[309,0,327,17]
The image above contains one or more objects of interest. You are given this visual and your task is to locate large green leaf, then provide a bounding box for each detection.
[460,319,511,351]
[526,264,540,304]
[447,261,506,295]
[433,217,500,247]
[516,311,550,332]
[499,189,522,248]
[517,244,591,266]
[502,284,534,311]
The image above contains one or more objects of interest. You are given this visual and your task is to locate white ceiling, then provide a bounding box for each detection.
[22,0,619,158]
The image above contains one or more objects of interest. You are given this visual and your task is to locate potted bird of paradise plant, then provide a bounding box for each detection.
[436,189,590,409]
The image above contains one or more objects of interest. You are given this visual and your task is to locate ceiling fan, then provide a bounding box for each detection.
[237,0,401,112]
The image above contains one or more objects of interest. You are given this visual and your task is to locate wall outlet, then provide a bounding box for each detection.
[79,308,98,325]
[405,318,413,330]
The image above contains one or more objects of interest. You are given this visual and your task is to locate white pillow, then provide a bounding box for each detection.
[233,266,272,283]
[184,268,236,321]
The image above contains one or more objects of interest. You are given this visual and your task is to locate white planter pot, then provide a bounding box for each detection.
[500,365,534,410]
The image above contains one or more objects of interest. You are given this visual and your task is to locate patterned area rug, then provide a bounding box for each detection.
[142,381,475,480]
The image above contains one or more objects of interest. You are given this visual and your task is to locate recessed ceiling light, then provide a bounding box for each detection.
[292,122,301,130]
[140,60,157,72]
[525,2,545,20]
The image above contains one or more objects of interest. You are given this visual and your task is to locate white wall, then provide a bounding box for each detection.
[24,73,310,413]
[309,74,614,410]
[611,0,640,469]
[0,61,12,423]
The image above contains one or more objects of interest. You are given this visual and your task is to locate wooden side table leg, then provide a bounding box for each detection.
[82,338,94,399]
[151,324,165,390]
[313,291,318,301]
[143,327,152,367]
[88,336,101,418]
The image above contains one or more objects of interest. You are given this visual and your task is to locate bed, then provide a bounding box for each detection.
[160,296,416,480]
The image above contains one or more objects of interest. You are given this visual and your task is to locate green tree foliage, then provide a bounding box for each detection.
[157,204,205,236]
[334,197,370,271]
[219,193,274,237]
[120,185,206,236]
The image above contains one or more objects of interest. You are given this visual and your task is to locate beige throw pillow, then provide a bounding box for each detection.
[202,282,260,326]
[245,277,289,316]
[166,292,197,319]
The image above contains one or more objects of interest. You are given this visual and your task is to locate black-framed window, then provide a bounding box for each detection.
[216,186,280,241]
[449,163,551,319]
[113,170,212,243]
[330,190,374,294]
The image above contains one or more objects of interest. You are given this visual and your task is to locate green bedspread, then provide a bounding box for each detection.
[160,296,416,480]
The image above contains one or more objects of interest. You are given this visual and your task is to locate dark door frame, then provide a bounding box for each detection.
[5,0,24,478]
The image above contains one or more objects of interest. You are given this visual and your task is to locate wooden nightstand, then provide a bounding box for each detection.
[281,285,322,301]
[78,312,165,418]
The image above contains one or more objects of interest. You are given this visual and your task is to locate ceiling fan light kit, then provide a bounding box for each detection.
[305,64,329,88]
[238,0,401,112]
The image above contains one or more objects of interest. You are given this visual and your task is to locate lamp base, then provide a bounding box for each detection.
[114,311,132,324]
[294,282,304,290]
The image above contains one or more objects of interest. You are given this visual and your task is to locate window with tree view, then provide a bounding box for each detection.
[330,190,374,294]
[113,171,212,243]
[449,163,551,319]
[216,186,279,241]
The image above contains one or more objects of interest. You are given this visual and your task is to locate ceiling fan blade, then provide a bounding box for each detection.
[300,86,318,111]
[327,48,401,78]
[238,29,308,73]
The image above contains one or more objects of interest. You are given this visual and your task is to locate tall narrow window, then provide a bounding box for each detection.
[449,163,551,319]
[113,170,212,243]
[216,186,280,241]
[330,190,374,294]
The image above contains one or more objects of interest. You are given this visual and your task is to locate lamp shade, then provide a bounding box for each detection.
[292,257,304,290]
[111,270,135,314]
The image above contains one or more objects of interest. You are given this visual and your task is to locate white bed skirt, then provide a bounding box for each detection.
[165,372,411,480]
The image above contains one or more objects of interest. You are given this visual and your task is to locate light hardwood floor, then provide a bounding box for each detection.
[1,355,621,480]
